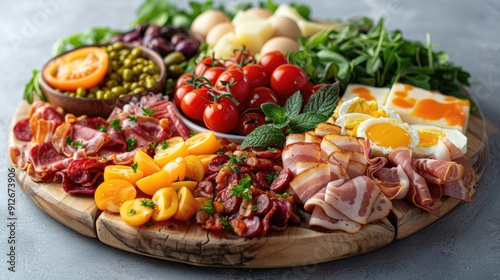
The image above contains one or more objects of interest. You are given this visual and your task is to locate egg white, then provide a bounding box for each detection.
[410,124,468,158]
[357,118,420,156]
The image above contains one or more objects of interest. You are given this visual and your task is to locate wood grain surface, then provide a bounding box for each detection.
[8,100,488,267]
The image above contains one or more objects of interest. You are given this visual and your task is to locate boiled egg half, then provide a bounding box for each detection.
[357,118,420,156]
[338,97,401,120]
[410,124,468,158]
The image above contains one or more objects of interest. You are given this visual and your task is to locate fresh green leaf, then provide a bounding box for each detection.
[51,27,121,57]
[261,103,288,126]
[161,140,169,150]
[231,175,252,202]
[141,107,156,116]
[200,198,214,215]
[284,91,303,118]
[240,124,286,149]
[128,115,138,122]
[149,141,157,150]
[23,70,45,104]
[221,216,233,231]
[110,119,122,132]
[266,172,279,183]
[95,124,107,132]
[131,162,138,173]
[287,112,329,134]
[302,82,339,116]
[127,138,137,152]
[140,199,156,209]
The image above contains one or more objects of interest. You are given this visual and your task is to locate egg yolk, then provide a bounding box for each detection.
[417,129,445,147]
[366,123,412,148]
[351,87,376,101]
[411,99,468,127]
[347,100,388,118]
[343,116,371,136]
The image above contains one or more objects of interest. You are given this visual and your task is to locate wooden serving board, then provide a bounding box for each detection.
[8,100,488,267]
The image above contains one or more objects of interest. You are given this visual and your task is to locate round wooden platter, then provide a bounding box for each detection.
[8,100,488,268]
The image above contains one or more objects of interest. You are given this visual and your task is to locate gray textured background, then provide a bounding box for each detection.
[0,1,499,279]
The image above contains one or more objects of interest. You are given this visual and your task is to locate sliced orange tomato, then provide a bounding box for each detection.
[184,131,219,155]
[103,165,144,186]
[42,46,108,91]
[154,137,189,168]
[183,155,205,182]
[151,187,178,221]
[94,179,137,213]
[136,170,173,196]
[173,186,197,222]
[120,198,155,227]
[162,157,186,182]
[168,181,198,192]
[134,150,161,177]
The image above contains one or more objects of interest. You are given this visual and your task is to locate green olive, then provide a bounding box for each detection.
[163,51,186,66]
[133,87,145,94]
[167,64,183,78]
[111,42,124,51]
[106,80,118,88]
[122,68,134,82]
[103,91,114,99]
[76,87,87,98]
[130,47,143,59]
[87,93,96,99]
[130,82,139,90]
[111,86,126,96]
[96,90,105,99]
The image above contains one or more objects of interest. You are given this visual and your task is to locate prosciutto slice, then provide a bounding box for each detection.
[282,142,321,176]
[373,165,410,199]
[412,158,464,183]
[288,162,330,203]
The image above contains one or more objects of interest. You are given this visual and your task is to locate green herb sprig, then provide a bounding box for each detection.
[240,83,339,149]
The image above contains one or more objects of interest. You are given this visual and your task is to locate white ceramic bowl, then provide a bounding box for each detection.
[177,112,246,143]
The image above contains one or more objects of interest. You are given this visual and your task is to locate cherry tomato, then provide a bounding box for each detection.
[119,198,154,227]
[246,86,280,110]
[42,46,108,91]
[180,88,212,121]
[270,64,309,103]
[194,57,224,76]
[243,64,268,88]
[226,49,255,67]
[258,51,287,77]
[202,66,226,87]
[237,112,266,136]
[215,69,250,104]
[203,98,239,133]
[175,73,193,90]
[94,179,137,213]
[174,84,193,108]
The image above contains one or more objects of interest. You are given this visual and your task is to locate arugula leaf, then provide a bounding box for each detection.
[284,91,303,119]
[240,124,286,149]
[23,70,45,104]
[302,82,339,116]
[51,27,121,57]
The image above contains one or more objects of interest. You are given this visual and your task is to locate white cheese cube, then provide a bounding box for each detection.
[212,32,243,59]
[235,19,273,54]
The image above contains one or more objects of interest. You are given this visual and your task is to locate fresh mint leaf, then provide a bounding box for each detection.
[284,91,303,118]
[261,102,288,126]
[302,82,339,116]
[240,124,286,149]
[288,112,329,134]
[23,70,45,104]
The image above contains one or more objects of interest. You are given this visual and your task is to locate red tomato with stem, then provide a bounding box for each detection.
[270,64,309,103]
[243,64,268,88]
[174,84,193,108]
[203,98,239,133]
[237,112,266,136]
[258,51,287,77]
[175,73,192,90]
[202,66,226,87]
[215,69,250,104]
[226,49,255,67]
[180,88,212,121]
[246,86,280,110]
[194,57,224,76]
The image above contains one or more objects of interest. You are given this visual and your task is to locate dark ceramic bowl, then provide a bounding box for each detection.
[40,44,166,118]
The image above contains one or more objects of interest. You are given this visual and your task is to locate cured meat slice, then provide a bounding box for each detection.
[373,165,410,199]
[314,122,341,137]
[366,192,392,223]
[304,131,322,144]
[288,162,330,204]
[412,158,464,183]
[26,142,71,182]
[13,118,33,141]
[439,138,476,200]
[309,207,362,233]
[324,176,381,224]
[323,134,364,153]
[282,142,321,176]
[286,134,305,146]
[320,137,341,160]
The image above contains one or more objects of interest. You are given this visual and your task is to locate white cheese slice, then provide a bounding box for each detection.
[342,84,391,105]
[212,32,243,59]
[234,19,273,54]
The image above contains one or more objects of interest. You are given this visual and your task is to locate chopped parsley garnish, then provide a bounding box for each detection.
[221,216,232,231]
[297,210,306,221]
[161,140,169,150]
[189,131,197,138]
[140,199,156,209]
[231,175,252,202]
[229,153,246,164]
[110,119,122,131]
[131,162,138,173]
[127,115,138,122]
[268,147,277,152]
[126,138,137,152]
[200,199,214,215]
[216,148,225,155]
[252,204,257,212]
[65,136,83,149]
[95,124,107,132]
[266,172,279,183]
[128,209,137,215]
[149,141,157,150]
[276,192,290,198]
[225,165,238,173]
[141,107,155,116]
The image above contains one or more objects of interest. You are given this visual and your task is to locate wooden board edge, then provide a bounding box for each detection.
[96,212,394,268]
